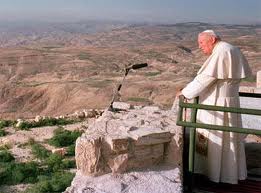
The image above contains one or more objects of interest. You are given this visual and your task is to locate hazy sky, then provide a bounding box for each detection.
[0,0,260,24]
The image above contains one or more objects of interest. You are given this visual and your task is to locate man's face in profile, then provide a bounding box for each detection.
[198,34,216,55]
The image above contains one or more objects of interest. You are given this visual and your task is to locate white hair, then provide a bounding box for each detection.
[199,29,221,39]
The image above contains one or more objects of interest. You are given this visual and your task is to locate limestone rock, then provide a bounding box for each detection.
[34,115,43,122]
[129,128,173,146]
[105,134,129,153]
[85,109,97,118]
[52,148,67,156]
[74,104,183,177]
[112,102,132,110]
[15,119,24,128]
[0,138,15,148]
[108,153,129,173]
[64,166,182,193]
[67,103,183,193]
[75,134,104,176]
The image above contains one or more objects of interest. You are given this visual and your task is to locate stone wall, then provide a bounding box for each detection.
[75,103,183,176]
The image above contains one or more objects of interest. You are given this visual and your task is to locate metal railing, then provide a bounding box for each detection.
[176,92,261,192]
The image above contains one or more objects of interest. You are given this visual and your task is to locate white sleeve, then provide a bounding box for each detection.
[181,74,216,99]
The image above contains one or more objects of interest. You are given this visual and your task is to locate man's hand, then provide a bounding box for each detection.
[175,88,183,97]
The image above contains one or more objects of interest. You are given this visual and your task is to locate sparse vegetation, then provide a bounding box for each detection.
[48,127,83,147]
[0,120,14,129]
[66,144,76,156]
[0,121,80,192]
[0,129,6,136]
[0,120,14,136]
[62,159,76,169]
[0,150,15,162]
[17,118,76,130]
[31,143,51,160]
[46,153,64,172]
[87,79,114,88]
[42,46,61,50]
[127,97,150,103]
[0,140,76,192]
[25,171,74,193]
[77,52,91,60]
[0,143,12,151]
[145,71,161,77]
[241,75,256,83]
[0,160,74,192]
[0,162,38,185]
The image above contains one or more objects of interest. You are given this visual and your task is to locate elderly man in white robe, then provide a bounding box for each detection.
[177,30,252,184]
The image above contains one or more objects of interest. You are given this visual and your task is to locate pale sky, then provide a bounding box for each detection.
[0,0,260,24]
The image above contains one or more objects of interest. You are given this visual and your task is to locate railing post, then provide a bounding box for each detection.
[178,96,187,190]
[188,97,199,192]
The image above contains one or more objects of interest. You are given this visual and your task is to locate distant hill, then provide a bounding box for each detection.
[0,22,260,119]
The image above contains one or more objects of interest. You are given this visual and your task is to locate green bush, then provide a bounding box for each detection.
[0,120,14,129]
[17,121,32,130]
[77,52,90,60]
[127,97,150,103]
[66,144,76,156]
[0,129,6,136]
[31,143,51,160]
[0,150,15,162]
[17,118,76,130]
[0,162,38,185]
[241,75,256,83]
[144,71,161,77]
[62,159,76,169]
[0,120,14,136]
[25,171,75,193]
[48,127,82,147]
[46,153,64,172]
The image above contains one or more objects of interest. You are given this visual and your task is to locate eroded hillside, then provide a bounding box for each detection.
[0,22,260,119]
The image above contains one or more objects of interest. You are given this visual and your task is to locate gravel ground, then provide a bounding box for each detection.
[240,97,261,131]
[240,97,261,174]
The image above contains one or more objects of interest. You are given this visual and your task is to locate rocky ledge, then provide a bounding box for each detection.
[65,102,183,193]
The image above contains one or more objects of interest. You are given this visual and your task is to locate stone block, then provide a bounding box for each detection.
[127,154,163,170]
[74,104,182,177]
[126,144,164,170]
[52,148,67,156]
[133,144,164,159]
[108,153,129,173]
[75,135,104,176]
[129,128,172,146]
[112,102,132,110]
[164,133,183,167]
[105,134,130,153]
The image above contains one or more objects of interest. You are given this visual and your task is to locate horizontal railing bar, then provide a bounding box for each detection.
[177,121,261,135]
[239,92,261,98]
[179,102,261,116]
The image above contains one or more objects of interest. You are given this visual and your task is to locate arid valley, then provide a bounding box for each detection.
[0,22,260,119]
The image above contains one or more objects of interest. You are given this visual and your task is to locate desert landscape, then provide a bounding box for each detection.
[0,22,260,119]
[0,21,260,193]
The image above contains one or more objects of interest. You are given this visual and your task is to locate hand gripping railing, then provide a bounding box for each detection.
[176,92,261,192]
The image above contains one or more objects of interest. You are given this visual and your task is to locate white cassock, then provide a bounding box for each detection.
[181,41,252,184]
